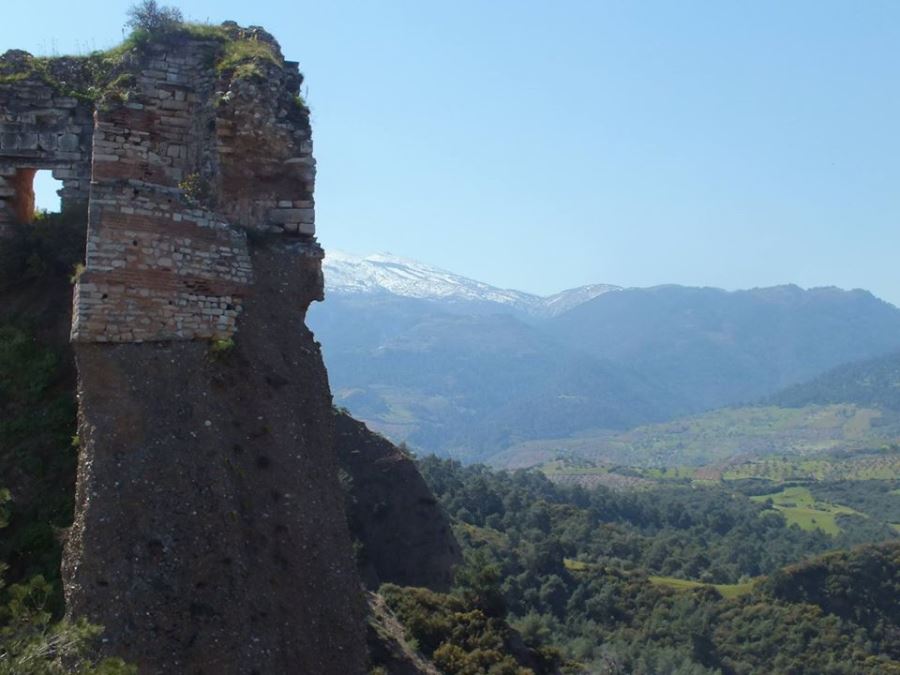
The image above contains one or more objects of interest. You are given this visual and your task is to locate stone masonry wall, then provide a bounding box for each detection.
[66,29,320,343]
[71,39,256,342]
[71,194,251,342]
[0,52,93,231]
[2,28,320,343]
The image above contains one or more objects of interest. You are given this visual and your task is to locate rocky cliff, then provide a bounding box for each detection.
[0,21,457,674]
[335,409,462,591]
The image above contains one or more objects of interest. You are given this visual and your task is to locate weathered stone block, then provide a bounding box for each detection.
[269,207,314,224]
[38,133,58,150]
[59,133,80,151]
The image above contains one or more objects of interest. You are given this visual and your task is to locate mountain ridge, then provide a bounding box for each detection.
[323,250,620,317]
[324,250,898,317]
[312,251,900,462]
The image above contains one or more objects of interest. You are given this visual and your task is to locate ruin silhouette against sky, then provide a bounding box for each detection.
[6,0,899,305]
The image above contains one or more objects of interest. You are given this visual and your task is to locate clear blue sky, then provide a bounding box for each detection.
[5,1,900,304]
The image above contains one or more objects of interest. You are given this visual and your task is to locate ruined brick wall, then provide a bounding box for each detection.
[214,56,316,236]
[71,201,251,341]
[0,52,93,231]
[67,29,319,343]
[71,39,255,342]
[2,28,319,343]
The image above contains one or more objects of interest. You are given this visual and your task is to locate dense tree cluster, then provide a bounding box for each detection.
[809,479,900,525]
[766,543,900,658]
[421,458,856,586]
[0,320,77,602]
[418,457,900,673]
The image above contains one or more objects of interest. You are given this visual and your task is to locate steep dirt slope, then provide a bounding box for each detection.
[335,409,461,591]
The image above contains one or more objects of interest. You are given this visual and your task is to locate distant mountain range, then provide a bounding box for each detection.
[309,251,900,463]
[323,251,620,317]
[546,283,900,412]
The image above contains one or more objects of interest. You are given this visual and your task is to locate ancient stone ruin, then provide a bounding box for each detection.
[1,23,317,343]
[1,24,370,673]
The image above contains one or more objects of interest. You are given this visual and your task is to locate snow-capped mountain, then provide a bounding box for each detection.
[323,250,620,317]
[541,283,623,317]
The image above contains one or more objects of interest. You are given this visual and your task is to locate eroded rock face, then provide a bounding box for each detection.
[65,248,366,672]
[335,411,462,591]
[64,247,365,673]
[0,23,366,673]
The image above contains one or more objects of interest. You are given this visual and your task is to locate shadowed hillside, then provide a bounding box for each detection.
[770,350,900,411]
[312,275,900,462]
[548,284,900,412]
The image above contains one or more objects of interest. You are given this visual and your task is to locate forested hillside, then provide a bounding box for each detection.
[770,350,900,410]
[415,457,900,673]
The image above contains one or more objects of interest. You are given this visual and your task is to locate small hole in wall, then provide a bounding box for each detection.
[10,169,63,223]
[33,170,63,215]
[132,188,140,198]
[132,239,138,246]
[101,293,108,300]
